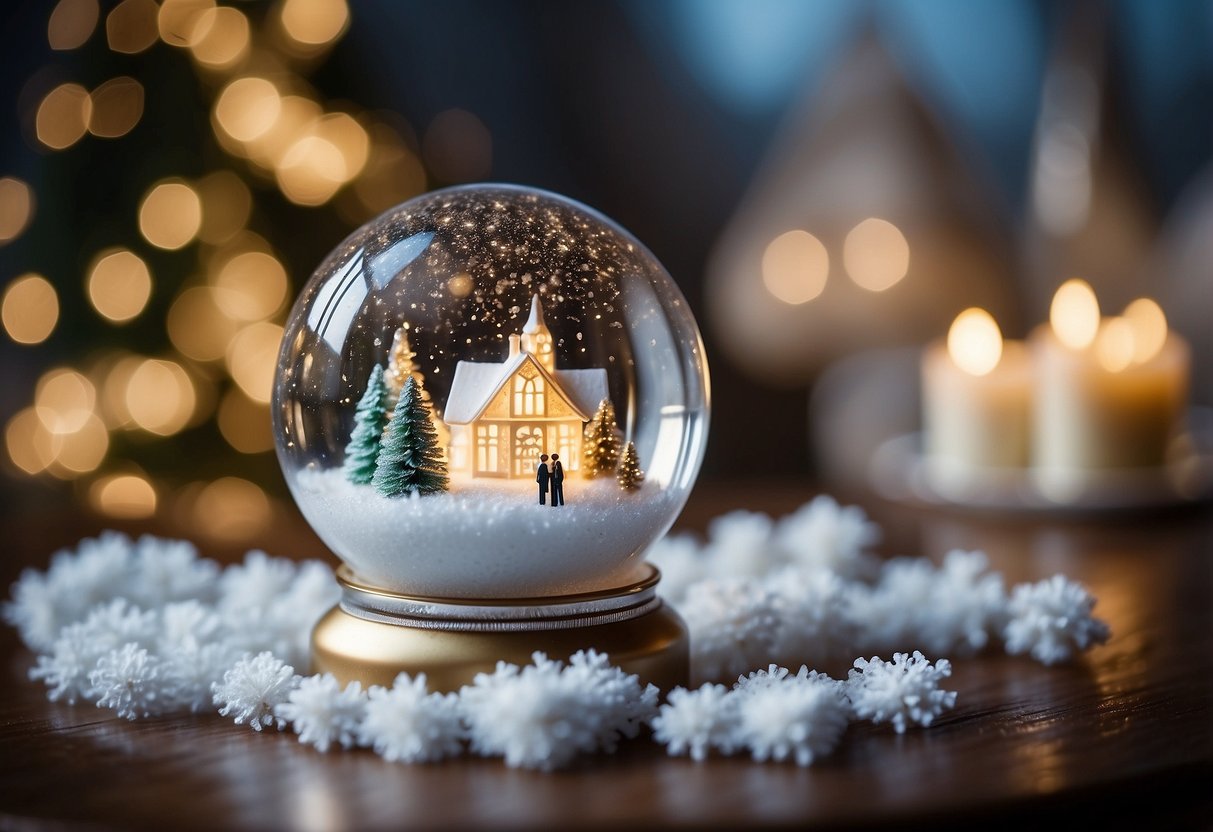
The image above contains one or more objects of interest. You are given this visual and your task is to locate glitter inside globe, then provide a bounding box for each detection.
[274,185,709,598]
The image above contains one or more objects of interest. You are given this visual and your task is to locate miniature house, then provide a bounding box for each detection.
[445,295,609,478]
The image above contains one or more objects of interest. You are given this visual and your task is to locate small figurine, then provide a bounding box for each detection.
[536,453,550,505]
[550,453,565,506]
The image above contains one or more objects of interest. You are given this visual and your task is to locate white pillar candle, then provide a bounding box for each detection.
[921,308,1032,487]
[1032,288,1190,490]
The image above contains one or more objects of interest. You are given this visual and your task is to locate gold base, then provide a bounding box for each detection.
[310,565,689,692]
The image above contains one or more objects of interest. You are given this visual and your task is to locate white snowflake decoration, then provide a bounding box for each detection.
[773,495,881,578]
[359,673,464,763]
[847,651,958,733]
[1003,575,1110,665]
[679,578,780,683]
[276,673,367,752]
[651,683,737,761]
[89,643,163,720]
[212,651,300,732]
[734,667,851,766]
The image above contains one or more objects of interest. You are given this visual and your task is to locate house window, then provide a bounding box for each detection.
[513,374,545,416]
[558,422,576,468]
[476,424,500,473]
[514,426,543,477]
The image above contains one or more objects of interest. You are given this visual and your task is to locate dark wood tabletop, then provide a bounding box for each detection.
[1,481,1210,830]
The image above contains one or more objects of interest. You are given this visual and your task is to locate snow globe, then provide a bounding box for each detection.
[274,185,709,690]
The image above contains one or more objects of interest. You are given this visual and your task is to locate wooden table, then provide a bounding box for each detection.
[1,482,1210,830]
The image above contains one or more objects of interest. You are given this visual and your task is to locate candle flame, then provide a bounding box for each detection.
[1050,278,1100,350]
[947,308,1003,376]
[1122,298,1167,365]
[1095,317,1135,373]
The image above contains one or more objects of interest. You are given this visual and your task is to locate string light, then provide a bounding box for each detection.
[2,274,59,345]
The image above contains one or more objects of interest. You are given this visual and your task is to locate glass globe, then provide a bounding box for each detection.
[274,185,709,599]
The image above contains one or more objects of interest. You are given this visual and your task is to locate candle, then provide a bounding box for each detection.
[921,308,1032,489]
[1031,282,1190,495]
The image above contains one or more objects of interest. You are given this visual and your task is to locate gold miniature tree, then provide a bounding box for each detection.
[617,441,644,490]
[387,325,450,455]
[583,398,622,477]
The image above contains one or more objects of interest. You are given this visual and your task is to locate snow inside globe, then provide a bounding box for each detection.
[274,185,709,599]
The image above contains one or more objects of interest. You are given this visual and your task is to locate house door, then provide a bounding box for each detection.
[514,425,543,477]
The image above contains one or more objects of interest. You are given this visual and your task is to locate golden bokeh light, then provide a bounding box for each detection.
[1122,298,1168,366]
[211,250,289,321]
[276,135,347,205]
[843,217,911,292]
[214,77,282,144]
[280,0,349,47]
[106,0,159,54]
[189,6,250,69]
[448,273,474,299]
[244,95,322,169]
[87,76,144,138]
[226,322,284,403]
[218,388,273,454]
[1049,278,1100,351]
[51,412,109,476]
[5,408,62,475]
[422,109,492,183]
[125,358,197,435]
[168,286,241,361]
[35,83,93,150]
[87,248,153,322]
[947,308,1004,376]
[48,0,100,50]
[0,177,35,244]
[1095,316,1135,373]
[197,170,252,244]
[139,179,202,249]
[3,274,59,345]
[191,477,272,541]
[314,112,369,180]
[98,353,142,428]
[90,472,157,518]
[761,229,829,305]
[157,0,215,47]
[35,368,96,434]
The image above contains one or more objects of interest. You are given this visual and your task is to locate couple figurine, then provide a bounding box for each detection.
[536,453,564,506]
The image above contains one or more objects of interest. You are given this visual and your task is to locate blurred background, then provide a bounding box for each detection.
[1,0,1210,546]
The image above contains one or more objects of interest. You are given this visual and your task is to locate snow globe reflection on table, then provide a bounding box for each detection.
[274,184,709,690]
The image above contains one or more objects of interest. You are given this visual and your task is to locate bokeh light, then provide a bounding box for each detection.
[279,0,349,48]
[106,0,160,54]
[48,0,100,50]
[190,476,272,541]
[87,77,144,139]
[226,322,284,403]
[1122,298,1167,365]
[0,177,35,244]
[89,472,157,518]
[125,358,197,435]
[218,388,274,453]
[35,368,96,434]
[5,408,62,475]
[139,179,202,249]
[1095,316,1135,373]
[2,274,59,345]
[197,170,252,244]
[213,77,282,144]
[157,0,216,48]
[35,83,93,150]
[947,308,1003,376]
[188,6,251,70]
[87,248,153,322]
[1049,278,1100,351]
[168,287,241,361]
[211,250,289,321]
[761,229,829,304]
[50,413,109,476]
[843,217,910,292]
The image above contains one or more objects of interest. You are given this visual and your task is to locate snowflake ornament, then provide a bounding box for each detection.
[702,510,782,579]
[127,536,219,609]
[212,651,300,732]
[1003,575,1110,665]
[679,578,780,683]
[276,673,367,752]
[847,651,958,733]
[359,673,464,763]
[89,643,163,720]
[645,533,708,605]
[650,683,737,761]
[773,495,881,578]
[734,669,851,766]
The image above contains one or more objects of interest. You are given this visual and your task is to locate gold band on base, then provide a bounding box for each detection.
[310,565,689,692]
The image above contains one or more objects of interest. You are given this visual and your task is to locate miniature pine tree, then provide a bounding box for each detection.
[344,365,391,485]
[386,325,450,458]
[582,398,622,478]
[617,441,644,490]
[373,376,450,497]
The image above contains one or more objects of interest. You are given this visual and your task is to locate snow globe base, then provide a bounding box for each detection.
[310,564,689,692]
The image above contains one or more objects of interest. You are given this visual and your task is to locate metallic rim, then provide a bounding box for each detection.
[337,564,663,632]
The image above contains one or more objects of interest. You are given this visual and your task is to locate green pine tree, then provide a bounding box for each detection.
[372,376,450,497]
[583,398,622,478]
[617,441,644,490]
[344,365,391,485]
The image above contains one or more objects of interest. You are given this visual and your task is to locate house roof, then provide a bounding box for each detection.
[445,353,608,425]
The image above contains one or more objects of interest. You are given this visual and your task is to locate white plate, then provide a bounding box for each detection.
[869,409,1213,513]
